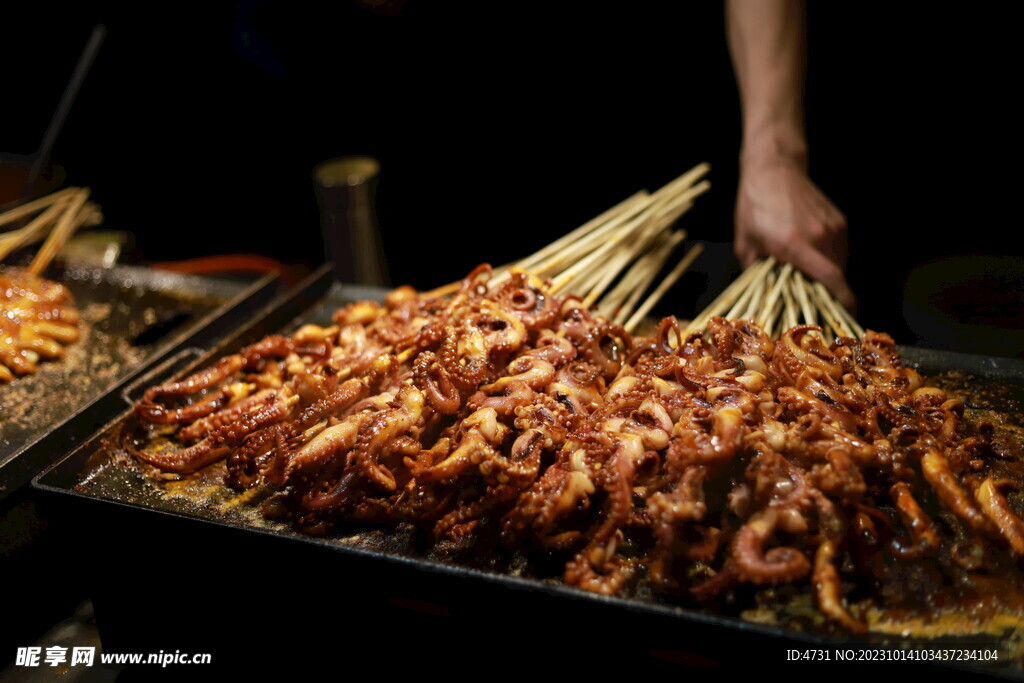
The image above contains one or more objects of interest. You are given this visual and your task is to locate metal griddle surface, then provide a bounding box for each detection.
[33,282,1024,676]
[1,262,271,498]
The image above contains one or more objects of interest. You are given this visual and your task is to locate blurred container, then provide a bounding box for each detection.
[0,153,65,211]
[313,156,389,286]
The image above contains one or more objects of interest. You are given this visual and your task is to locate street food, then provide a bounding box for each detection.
[127,266,1024,633]
[0,267,81,382]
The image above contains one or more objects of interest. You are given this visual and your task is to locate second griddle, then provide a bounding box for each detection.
[0,262,275,500]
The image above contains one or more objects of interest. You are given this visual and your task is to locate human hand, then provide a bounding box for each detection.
[734,155,854,309]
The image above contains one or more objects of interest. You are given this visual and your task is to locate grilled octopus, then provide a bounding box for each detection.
[127,265,1024,634]
[0,267,81,382]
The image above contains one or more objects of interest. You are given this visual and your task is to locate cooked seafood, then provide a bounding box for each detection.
[0,267,81,382]
[0,187,99,382]
[127,266,1024,633]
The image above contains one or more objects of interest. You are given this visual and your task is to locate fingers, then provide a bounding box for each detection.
[732,164,855,310]
[777,242,856,311]
[734,230,759,268]
[814,203,848,270]
[738,234,857,314]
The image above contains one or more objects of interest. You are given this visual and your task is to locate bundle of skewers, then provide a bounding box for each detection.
[0,187,100,381]
[428,162,862,341]
[0,187,101,266]
[684,257,863,341]
[428,163,711,333]
[127,160,1024,639]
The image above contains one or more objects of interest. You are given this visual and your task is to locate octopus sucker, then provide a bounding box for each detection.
[122,269,1021,637]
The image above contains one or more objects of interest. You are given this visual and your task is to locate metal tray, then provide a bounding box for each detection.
[0,262,276,501]
[31,272,1024,675]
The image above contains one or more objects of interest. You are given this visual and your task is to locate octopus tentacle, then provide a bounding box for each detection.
[178,390,276,442]
[413,408,508,483]
[481,356,555,393]
[563,439,638,595]
[813,540,866,633]
[225,378,371,489]
[920,449,997,536]
[439,324,490,389]
[351,385,425,491]
[889,482,940,559]
[413,351,461,415]
[120,263,1017,636]
[142,355,244,402]
[241,335,294,367]
[137,391,230,426]
[732,508,811,584]
[494,270,559,332]
[975,478,1024,556]
[134,394,297,473]
[647,465,708,587]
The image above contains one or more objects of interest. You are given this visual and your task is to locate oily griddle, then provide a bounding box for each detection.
[1,264,241,470]
[66,364,1024,664]
[36,278,1024,669]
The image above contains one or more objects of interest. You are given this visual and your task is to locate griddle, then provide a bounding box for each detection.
[0,262,276,501]
[31,270,1024,676]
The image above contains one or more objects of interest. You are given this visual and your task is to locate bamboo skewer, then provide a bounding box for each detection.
[415,163,717,330]
[782,277,799,332]
[0,187,77,229]
[0,187,102,275]
[687,256,866,341]
[608,239,679,324]
[585,224,671,305]
[823,284,865,337]
[0,197,70,262]
[420,280,462,299]
[808,283,846,339]
[624,243,704,333]
[601,252,661,319]
[504,169,706,285]
[726,257,773,320]
[842,309,865,338]
[551,182,707,295]
[682,256,774,337]
[792,270,817,326]
[757,263,792,328]
[570,248,624,302]
[582,248,640,309]
[760,270,777,323]
[605,231,685,322]
[762,290,785,339]
[575,195,698,305]
[737,265,768,321]
[810,282,849,337]
[29,189,91,275]
[649,162,711,204]
[424,163,711,301]
[811,282,859,338]
[522,196,650,280]
[550,190,677,292]
[514,191,649,273]
[687,268,754,331]
[422,192,654,301]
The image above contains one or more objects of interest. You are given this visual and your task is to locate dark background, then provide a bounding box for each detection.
[3,1,1022,349]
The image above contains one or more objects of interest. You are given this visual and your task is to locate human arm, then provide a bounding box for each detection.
[726,0,854,308]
